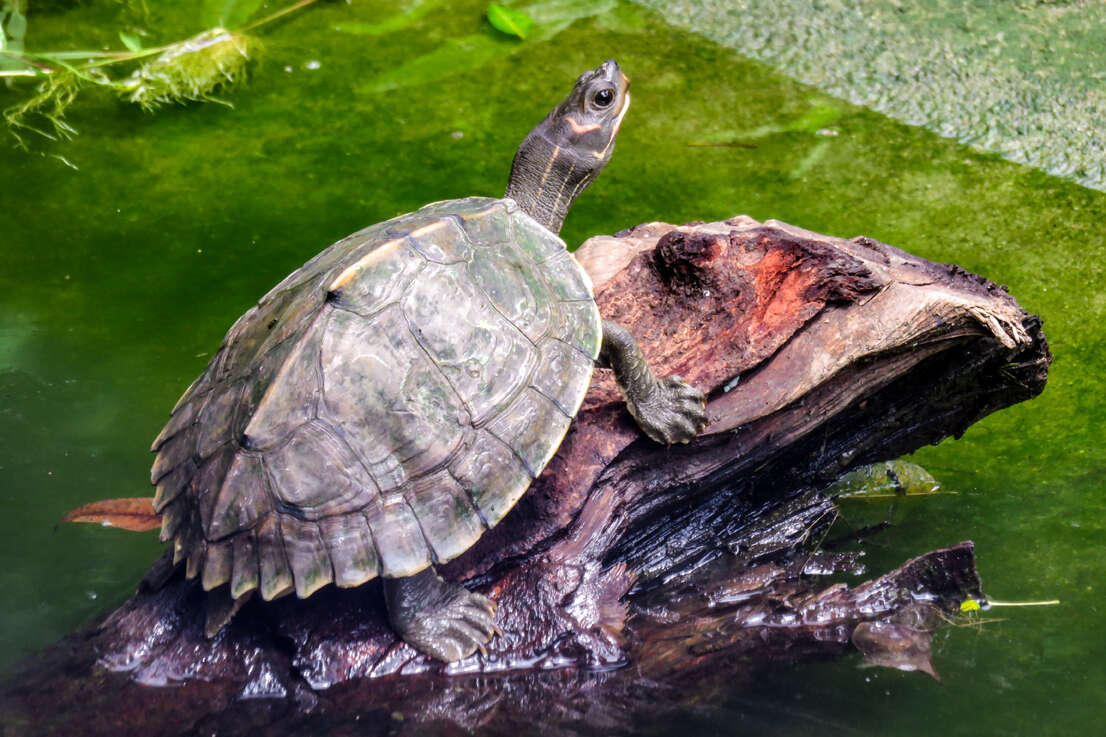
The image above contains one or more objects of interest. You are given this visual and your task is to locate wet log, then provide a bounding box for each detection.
[1,216,1049,737]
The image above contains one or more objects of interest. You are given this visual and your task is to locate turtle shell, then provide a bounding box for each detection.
[150,197,602,601]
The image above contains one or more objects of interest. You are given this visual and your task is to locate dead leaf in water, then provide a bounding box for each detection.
[60,497,161,532]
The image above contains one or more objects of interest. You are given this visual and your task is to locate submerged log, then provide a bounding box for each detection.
[1,216,1048,736]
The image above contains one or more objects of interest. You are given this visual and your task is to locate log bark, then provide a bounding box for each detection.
[0,216,1049,737]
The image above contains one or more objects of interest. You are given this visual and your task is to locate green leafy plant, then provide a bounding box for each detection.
[0,0,317,147]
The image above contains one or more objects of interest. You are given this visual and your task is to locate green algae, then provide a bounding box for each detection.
[1,1,1105,735]
[638,0,1106,192]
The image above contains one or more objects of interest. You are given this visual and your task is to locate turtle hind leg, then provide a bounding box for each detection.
[383,567,499,662]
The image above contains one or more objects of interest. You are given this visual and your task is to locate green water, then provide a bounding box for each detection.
[1,1,1103,734]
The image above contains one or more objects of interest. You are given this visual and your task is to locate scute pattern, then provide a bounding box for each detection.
[319,514,378,588]
[241,314,326,450]
[151,197,602,601]
[403,262,537,423]
[449,430,533,527]
[321,305,468,486]
[327,238,423,316]
[487,388,573,477]
[207,453,271,540]
[405,470,485,563]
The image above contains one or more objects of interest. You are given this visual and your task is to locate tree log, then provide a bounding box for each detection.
[0,217,1049,737]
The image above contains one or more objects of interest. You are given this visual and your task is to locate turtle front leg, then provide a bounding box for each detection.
[599,320,708,444]
[383,567,499,662]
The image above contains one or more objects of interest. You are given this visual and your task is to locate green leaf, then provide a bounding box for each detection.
[119,31,143,52]
[486,3,534,39]
[525,0,614,26]
[202,0,264,29]
[359,0,612,94]
[789,103,843,133]
[595,3,646,33]
[1,0,26,48]
[335,0,442,36]
[359,33,514,94]
[1,0,29,72]
[828,460,942,499]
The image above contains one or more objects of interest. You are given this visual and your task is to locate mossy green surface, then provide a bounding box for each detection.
[639,0,1106,191]
[2,1,1104,734]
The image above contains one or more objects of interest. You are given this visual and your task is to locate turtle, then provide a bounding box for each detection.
[148,59,708,663]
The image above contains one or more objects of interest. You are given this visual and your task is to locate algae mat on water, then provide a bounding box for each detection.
[1,0,1104,735]
[639,0,1106,192]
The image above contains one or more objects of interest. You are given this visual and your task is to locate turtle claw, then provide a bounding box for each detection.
[385,568,501,663]
[469,590,498,617]
[629,375,708,445]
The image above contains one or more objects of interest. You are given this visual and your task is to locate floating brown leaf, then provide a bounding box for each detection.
[61,497,162,532]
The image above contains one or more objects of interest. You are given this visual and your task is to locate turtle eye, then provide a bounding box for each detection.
[593,88,614,107]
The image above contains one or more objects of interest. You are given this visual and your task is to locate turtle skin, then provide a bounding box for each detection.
[150,197,602,604]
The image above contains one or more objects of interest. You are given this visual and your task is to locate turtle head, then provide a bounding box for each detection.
[546,59,631,171]
[506,59,630,234]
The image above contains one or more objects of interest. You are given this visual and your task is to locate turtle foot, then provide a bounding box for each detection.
[628,374,708,445]
[384,567,499,663]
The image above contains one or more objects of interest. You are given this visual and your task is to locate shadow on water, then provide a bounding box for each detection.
[2,1,1104,735]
